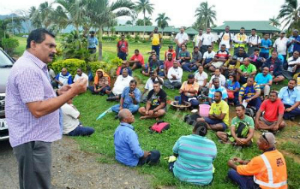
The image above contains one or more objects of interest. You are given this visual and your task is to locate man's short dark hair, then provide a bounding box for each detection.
[236,104,245,110]
[270,90,278,96]
[215,91,222,96]
[153,81,160,85]
[251,28,256,31]
[194,121,207,137]
[90,31,95,34]
[208,45,212,48]
[221,44,226,47]
[254,48,260,52]
[272,50,278,54]
[135,49,139,52]
[241,27,245,29]
[26,28,55,49]
[130,79,137,85]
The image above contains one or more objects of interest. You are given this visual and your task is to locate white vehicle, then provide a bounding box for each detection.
[0,48,14,141]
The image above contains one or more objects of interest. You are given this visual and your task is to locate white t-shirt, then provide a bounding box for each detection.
[167,67,183,83]
[209,74,226,87]
[202,33,215,46]
[273,37,288,55]
[74,73,89,87]
[112,75,133,95]
[287,56,300,72]
[195,71,208,86]
[61,103,80,134]
[175,32,189,45]
[219,32,233,49]
[193,34,203,47]
[49,69,56,81]
[247,35,261,46]
[203,51,216,59]
[145,77,164,91]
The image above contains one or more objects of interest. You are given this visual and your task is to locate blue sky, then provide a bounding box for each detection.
[0,0,286,28]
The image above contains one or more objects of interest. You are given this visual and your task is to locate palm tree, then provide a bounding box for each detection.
[49,6,69,33]
[29,6,42,29]
[195,1,217,29]
[38,2,53,29]
[269,16,280,27]
[135,0,154,39]
[278,0,300,30]
[155,13,170,35]
[126,20,133,25]
[136,17,152,26]
[86,0,134,60]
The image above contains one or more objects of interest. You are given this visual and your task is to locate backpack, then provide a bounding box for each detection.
[150,121,170,133]
[245,107,257,117]
[184,114,201,126]
[228,121,250,142]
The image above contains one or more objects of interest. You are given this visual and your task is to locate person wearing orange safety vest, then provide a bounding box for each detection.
[227,132,287,189]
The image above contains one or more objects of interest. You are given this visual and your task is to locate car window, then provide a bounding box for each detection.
[0,50,13,67]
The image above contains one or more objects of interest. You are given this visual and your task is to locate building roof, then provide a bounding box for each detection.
[103,25,198,35]
[212,21,280,33]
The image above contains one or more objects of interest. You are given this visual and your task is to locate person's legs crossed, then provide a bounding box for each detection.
[228,169,258,189]
[138,150,160,166]
[68,126,95,136]
[182,62,192,72]
[111,104,121,113]
[127,104,139,114]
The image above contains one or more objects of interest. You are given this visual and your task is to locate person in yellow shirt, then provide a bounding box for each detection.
[227,132,287,189]
[197,91,229,131]
[177,74,199,109]
[150,27,162,60]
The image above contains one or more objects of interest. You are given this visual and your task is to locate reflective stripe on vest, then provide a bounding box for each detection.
[253,154,287,188]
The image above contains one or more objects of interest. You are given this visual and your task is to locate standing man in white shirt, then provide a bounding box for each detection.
[201,27,215,55]
[164,61,183,89]
[218,26,233,51]
[175,27,189,59]
[247,28,261,55]
[74,68,89,87]
[193,29,203,49]
[274,31,289,67]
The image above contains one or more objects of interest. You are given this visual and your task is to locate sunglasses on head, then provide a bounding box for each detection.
[262,132,269,144]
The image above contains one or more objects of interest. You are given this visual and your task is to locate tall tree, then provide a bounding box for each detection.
[38,2,53,29]
[136,17,152,26]
[278,0,300,30]
[155,13,170,35]
[29,6,42,29]
[135,0,154,38]
[269,16,280,27]
[194,1,216,29]
[86,0,134,60]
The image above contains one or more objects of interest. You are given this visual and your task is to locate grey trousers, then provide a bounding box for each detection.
[13,141,52,189]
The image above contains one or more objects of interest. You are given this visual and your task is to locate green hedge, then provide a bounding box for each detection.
[89,57,122,77]
[52,59,87,76]
[2,38,19,56]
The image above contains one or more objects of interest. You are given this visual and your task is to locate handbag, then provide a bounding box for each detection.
[149,121,170,133]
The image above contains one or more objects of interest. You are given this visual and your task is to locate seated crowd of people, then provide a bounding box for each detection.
[48,26,300,188]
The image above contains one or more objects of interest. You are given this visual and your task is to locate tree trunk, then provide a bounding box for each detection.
[143,11,146,40]
[98,25,103,61]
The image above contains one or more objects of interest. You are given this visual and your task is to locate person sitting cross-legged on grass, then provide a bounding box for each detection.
[141,70,164,102]
[209,44,230,72]
[114,109,160,167]
[197,91,229,131]
[55,67,73,89]
[164,61,183,89]
[88,69,111,95]
[262,51,285,84]
[143,54,160,76]
[176,74,199,109]
[238,76,261,111]
[169,121,217,186]
[227,132,287,189]
[255,66,272,98]
[129,49,145,70]
[178,44,191,68]
[278,79,300,120]
[217,105,254,147]
[237,58,257,84]
[111,80,141,117]
[116,60,133,76]
[255,91,286,132]
[139,81,167,119]
[61,97,95,137]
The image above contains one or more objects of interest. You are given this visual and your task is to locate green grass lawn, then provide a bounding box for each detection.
[14,37,300,188]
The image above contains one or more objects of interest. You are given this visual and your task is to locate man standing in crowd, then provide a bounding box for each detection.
[201,27,215,55]
[114,109,160,167]
[233,27,247,54]
[259,33,272,59]
[279,79,300,120]
[88,31,98,54]
[54,68,73,89]
[150,27,162,59]
[193,29,203,49]
[175,27,189,58]
[255,91,286,132]
[247,28,261,55]
[217,105,254,147]
[274,32,288,62]
[117,34,128,60]
[218,25,233,50]
[5,29,87,189]
[287,29,300,56]
[139,81,167,119]
[228,132,287,189]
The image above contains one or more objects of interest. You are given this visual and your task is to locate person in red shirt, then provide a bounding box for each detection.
[129,49,145,70]
[117,34,128,60]
[165,45,176,60]
[255,91,286,132]
[164,53,174,77]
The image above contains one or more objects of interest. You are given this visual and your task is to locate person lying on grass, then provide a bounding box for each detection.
[216,104,254,147]
[114,109,160,167]
[138,81,167,120]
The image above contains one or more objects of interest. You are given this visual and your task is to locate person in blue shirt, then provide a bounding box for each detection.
[287,29,300,57]
[226,74,240,105]
[88,31,98,54]
[112,80,141,116]
[54,67,73,89]
[262,51,284,84]
[255,67,273,98]
[259,33,272,59]
[278,79,300,120]
[114,109,160,167]
[208,78,228,104]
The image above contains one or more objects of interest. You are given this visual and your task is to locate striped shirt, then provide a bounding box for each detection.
[5,51,61,147]
[173,134,217,185]
[239,83,261,99]
[208,86,228,100]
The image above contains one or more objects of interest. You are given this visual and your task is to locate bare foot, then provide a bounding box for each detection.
[140,116,149,120]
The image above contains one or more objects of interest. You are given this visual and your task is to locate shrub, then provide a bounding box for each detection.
[52,59,86,76]
[2,38,19,56]
[88,57,121,77]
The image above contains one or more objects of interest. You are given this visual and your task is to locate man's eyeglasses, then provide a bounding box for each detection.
[262,132,269,144]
